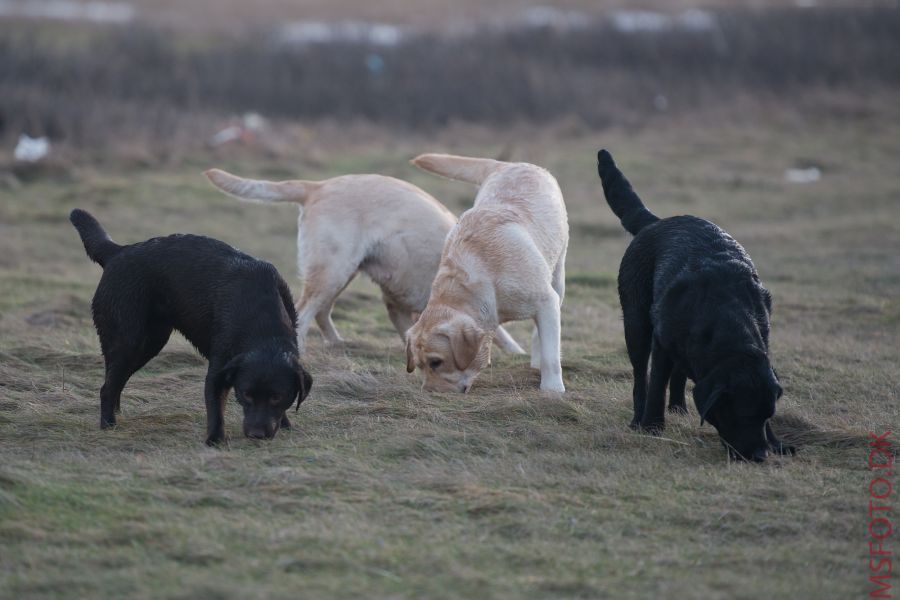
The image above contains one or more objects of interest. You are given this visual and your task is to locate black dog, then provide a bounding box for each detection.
[70,209,312,445]
[597,150,794,462]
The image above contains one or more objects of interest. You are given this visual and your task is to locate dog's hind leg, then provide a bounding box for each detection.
[622,306,652,429]
[295,266,356,351]
[99,321,173,423]
[315,301,344,347]
[534,290,565,392]
[641,341,673,433]
[668,369,688,415]
[551,250,567,306]
[530,327,541,369]
[99,363,129,429]
[531,251,567,369]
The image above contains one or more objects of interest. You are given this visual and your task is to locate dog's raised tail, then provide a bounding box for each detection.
[596,149,659,235]
[204,169,319,205]
[411,153,505,185]
[69,209,122,267]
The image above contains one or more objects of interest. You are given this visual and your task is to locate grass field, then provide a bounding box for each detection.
[1,111,898,598]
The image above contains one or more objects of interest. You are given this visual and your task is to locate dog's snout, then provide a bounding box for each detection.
[244,422,277,439]
[245,426,268,439]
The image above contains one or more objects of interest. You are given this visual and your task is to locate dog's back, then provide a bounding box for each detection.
[71,210,296,358]
[413,154,568,271]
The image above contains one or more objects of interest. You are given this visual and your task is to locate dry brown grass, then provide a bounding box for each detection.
[0,111,898,597]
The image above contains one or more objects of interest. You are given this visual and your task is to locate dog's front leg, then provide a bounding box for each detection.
[668,369,688,415]
[203,371,228,446]
[765,422,796,455]
[641,341,672,433]
[535,297,565,392]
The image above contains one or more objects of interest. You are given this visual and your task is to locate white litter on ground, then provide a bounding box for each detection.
[785,167,822,184]
[278,21,405,46]
[14,135,50,162]
[0,0,134,24]
[519,6,590,31]
[242,112,267,133]
[208,126,243,148]
[208,113,268,148]
[611,9,716,33]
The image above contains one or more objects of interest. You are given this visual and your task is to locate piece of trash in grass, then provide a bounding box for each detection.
[14,134,50,162]
[784,167,821,184]
[278,21,404,46]
[0,0,134,24]
[209,126,243,147]
[242,112,266,132]
[611,9,716,33]
[208,113,268,148]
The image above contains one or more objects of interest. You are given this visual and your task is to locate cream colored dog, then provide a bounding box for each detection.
[204,168,524,355]
[405,154,568,393]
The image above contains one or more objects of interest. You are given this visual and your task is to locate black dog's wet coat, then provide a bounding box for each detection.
[70,209,312,445]
[597,150,794,462]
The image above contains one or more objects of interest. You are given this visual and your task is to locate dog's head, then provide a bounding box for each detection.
[216,351,313,439]
[693,355,783,462]
[405,307,492,393]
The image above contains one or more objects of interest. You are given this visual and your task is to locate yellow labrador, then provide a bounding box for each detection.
[405,154,568,393]
[205,168,524,355]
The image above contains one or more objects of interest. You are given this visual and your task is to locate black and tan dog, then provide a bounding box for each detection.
[596,150,795,462]
[70,209,312,445]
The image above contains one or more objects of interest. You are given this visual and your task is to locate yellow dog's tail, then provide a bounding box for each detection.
[204,168,321,205]
[411,153,507,186]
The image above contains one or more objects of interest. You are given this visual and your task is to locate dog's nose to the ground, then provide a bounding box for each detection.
[245,426,271,440]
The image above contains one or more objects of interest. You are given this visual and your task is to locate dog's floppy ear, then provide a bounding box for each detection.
[693,374,726,425]
[214,353,244,396]
[760,286,773,315]
[768,366,783,400]
[449,324,485,371]
[293,362,313,411]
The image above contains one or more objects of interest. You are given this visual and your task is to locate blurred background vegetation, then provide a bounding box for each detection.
[2,1,899,163]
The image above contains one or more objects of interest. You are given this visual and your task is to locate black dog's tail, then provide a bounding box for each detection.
[597,149,659,235]
[69,209,122,267]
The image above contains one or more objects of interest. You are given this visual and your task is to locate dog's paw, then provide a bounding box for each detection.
[667,404,688,416]
[100,418,116,430]
[205,434,228,447]
[638,420,666,435]
[539,375,565,393]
